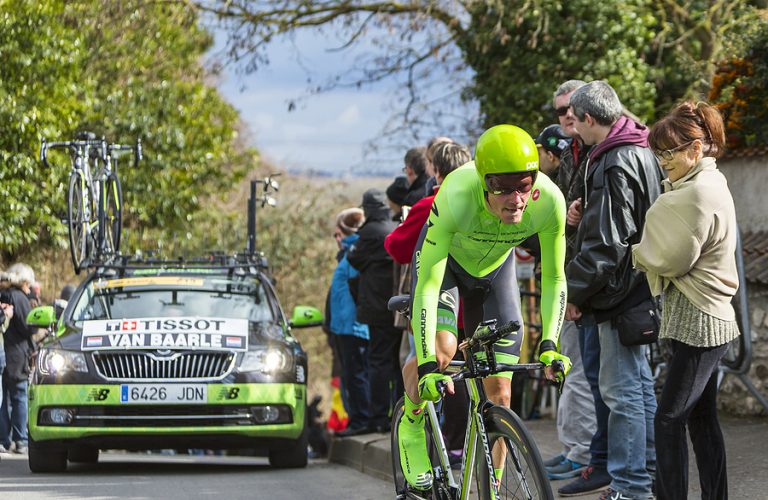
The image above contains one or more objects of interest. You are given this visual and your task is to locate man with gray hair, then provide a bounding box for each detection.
[564,80,663,500]
[542,80,611,495]
[552,80,613,496]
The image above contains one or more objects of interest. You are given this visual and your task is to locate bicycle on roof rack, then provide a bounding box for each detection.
[41,132,141,274]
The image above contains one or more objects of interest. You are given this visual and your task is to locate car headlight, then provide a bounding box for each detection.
[38,348,88,375]
[239,348,292,374]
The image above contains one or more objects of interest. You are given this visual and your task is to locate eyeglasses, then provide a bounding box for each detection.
[555,106,570,117]
[653,140,694,161]
[485,172,536,196]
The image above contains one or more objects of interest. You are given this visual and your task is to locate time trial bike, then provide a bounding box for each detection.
[388,295,561,500]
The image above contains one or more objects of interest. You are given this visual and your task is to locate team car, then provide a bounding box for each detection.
[25,254,322,472]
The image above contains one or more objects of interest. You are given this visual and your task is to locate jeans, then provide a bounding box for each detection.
[0,373,28,448]
[367,323,405,428]
[557,320,596,465]
[336,334,372,430]
[655,340,729,500]
[598,320,656,499]
[577,314,609,468]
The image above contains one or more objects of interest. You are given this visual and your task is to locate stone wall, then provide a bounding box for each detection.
[716,153,768,415]
[719,154,768,232]
[718,286,768,416]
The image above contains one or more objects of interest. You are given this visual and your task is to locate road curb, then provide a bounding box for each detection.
[329,432,392,482]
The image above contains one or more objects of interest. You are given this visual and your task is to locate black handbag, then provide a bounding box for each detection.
[614,298,660,346]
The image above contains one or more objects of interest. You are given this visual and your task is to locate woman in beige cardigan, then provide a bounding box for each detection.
[632,101,739,500]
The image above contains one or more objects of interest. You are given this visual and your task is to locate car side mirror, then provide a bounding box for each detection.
[289,305,324,328]
[26,306,56,327]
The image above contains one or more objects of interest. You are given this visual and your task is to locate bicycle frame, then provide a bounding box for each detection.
[422,359,551,500]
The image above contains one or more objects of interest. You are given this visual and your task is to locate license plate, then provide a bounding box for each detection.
[120,384,207,404]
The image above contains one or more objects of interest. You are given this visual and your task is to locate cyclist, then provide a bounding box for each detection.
[398,124,572,491]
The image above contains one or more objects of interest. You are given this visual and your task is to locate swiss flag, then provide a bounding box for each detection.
[122,320,137,331]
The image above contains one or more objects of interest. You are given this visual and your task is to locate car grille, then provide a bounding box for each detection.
[93,351,236,381]
[38,405,293,427]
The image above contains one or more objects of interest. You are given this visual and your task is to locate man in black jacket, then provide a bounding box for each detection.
[564,81,662,500]
[0,263,37,455]
[347,188,403,434]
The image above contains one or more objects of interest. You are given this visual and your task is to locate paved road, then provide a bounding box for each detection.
[330,413,768,498]
[0,451,392,500]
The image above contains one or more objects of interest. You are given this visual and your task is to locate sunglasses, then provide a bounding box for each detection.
[485,172,536,196]
[653,140,694,161]
[555,106,570,117]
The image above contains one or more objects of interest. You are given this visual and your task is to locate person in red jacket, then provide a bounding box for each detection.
[384,141,471,464]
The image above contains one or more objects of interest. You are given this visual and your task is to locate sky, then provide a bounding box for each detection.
[209,25,475,177]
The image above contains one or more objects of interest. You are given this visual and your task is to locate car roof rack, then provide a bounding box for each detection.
[91,252,271,279]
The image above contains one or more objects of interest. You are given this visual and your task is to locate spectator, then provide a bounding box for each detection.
[402,148,429,207]
[633,101,739,500]
[565,80,663,500]
[551,79,615,498]
[532,119,596,483]
[347,189,403,433]
[54,284,76,320]
[385,142,471,265]
[386,175,410,220]
[0,263,37,455]
[331,208,374,438]
[28,282,42,308]
[1,295,13,407]
[0,285,9,464]
[423,136,454,197]
[534,124,571,177]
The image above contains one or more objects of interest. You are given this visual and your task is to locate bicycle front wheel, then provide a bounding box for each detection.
[103,175,123,255]
[478,405,553,500]
[391,397,468,500]
[67,172,90,273]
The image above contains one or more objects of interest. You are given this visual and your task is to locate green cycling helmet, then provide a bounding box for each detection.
[475,125,539,185]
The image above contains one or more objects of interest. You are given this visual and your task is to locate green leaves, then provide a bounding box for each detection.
[461,0,658,133]
[0,0,252,261]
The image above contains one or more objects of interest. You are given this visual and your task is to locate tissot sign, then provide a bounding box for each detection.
[81,317,248,352]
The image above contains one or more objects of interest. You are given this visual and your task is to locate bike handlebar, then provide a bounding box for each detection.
[108,138,142,167]
[40,139,106,167]
[42,138,142,168]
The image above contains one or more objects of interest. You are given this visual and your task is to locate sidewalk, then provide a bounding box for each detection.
[329,413,768,498]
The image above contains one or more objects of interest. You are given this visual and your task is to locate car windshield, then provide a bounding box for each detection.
[69,275,278,327]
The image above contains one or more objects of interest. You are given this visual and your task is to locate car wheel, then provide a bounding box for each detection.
[69,447,99,463]
[269,420,309,468]
[28,437,67,473]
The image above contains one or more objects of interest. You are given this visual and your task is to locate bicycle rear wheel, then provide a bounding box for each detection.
[102,175,123,256]
[478,406,553,500]
[67,172,90,274]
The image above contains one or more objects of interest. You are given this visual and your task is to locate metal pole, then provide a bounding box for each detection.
[247,180,257,254]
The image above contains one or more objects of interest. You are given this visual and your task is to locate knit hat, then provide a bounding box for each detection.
[385,176,409,207]
[361,188,388,209]
[336,208,365,236]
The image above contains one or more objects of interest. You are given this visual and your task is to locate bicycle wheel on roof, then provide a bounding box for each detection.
[67,171,90,273]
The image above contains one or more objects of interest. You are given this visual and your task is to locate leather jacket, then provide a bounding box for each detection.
[566,144,663,322]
